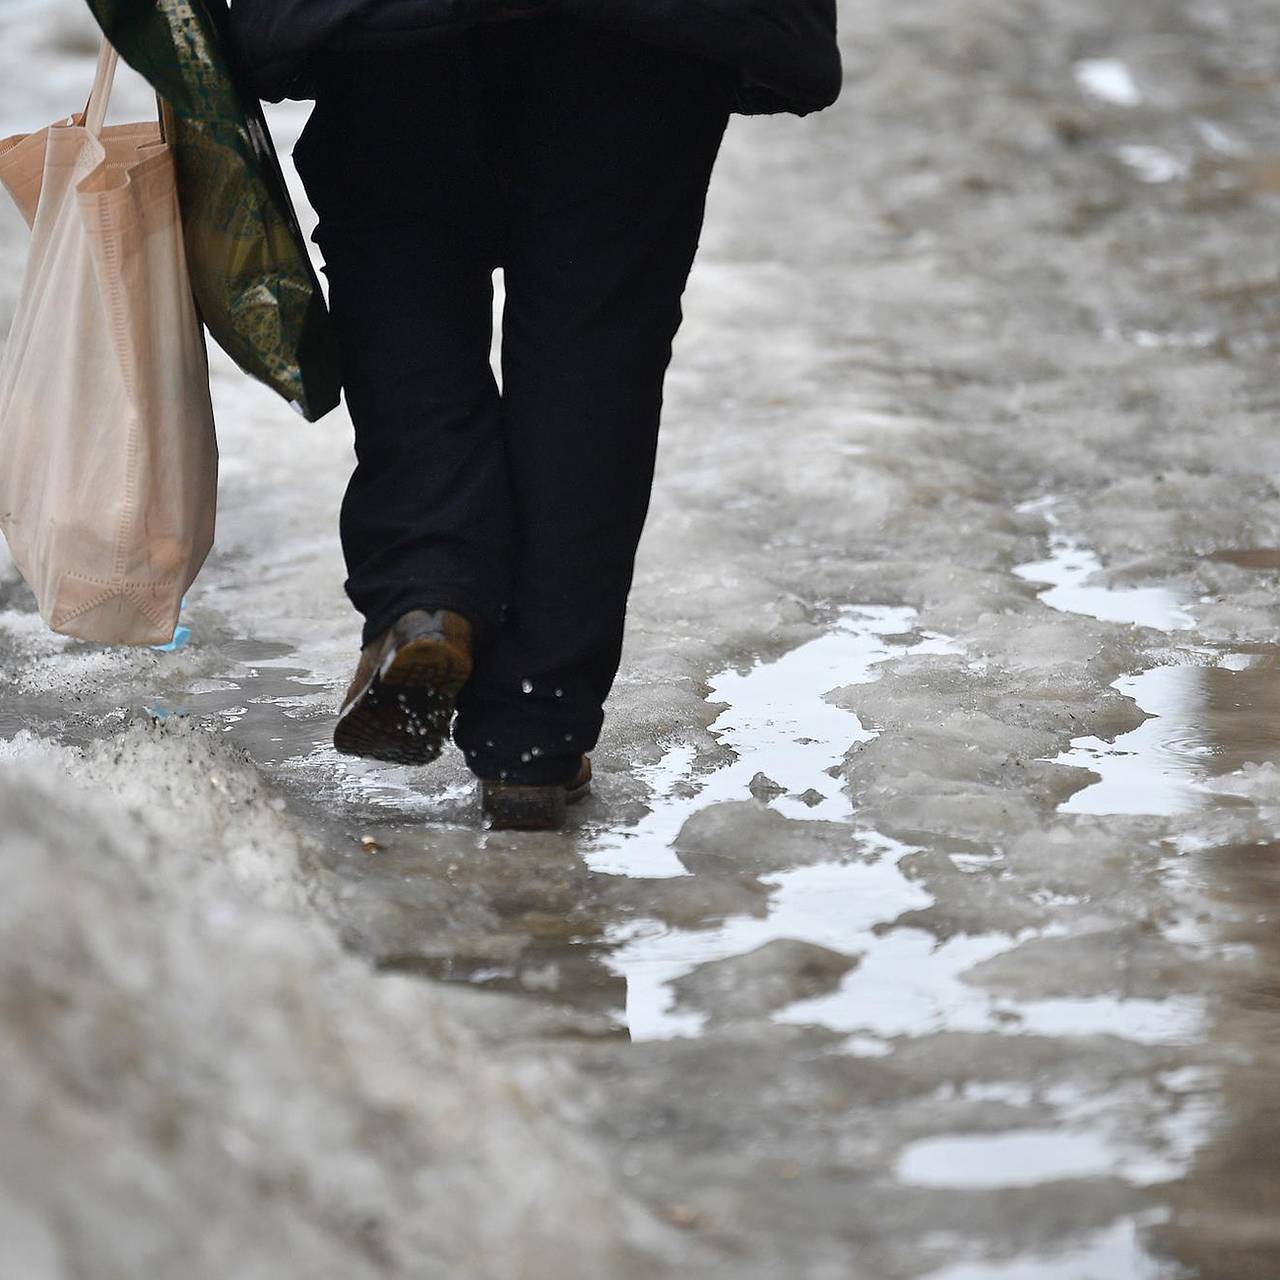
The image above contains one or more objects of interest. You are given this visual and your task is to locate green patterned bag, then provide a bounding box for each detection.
[83,0,341,421]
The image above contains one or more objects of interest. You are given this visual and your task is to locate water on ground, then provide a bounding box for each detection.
[6,0,1280,1276]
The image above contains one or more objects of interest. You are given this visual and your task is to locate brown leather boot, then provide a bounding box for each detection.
[481,756,592,831]
[333,609,473,766]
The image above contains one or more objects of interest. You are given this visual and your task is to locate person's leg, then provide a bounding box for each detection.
[293,45,510,650]
[453,17,736,784]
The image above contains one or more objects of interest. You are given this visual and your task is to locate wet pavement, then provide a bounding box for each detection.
[6,0,1280,1276]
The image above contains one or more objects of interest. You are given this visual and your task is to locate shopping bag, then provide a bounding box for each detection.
[83,0,342,421]
[0,41,218,646]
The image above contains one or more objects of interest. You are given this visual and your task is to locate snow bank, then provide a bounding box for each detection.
[0,722,673,1280]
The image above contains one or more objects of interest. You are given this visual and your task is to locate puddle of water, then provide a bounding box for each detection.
[607,798,1204,1037]
[591,586,1215,1045]
[143,656,333,769]
[1208,547,1280,570]
[1016,510,1280,815]
[1010,994,1203,1044]
[584,605,959,878]
[906,1079,1215,1274]
[284,738,474,820]
[136,631,479,821]
[1054,651,1280,816]
[898,1129,1156,1189]
[1074,58,1141,107]
[1054,665,1212,817]
[1187,648,1280,774]
[1014,498,1195,631]
[921,1215,1171,1280]
[899,1071,1215,1191]
[783,922,1204,1047]
[608,832,930,1039]
[578,605,988,1038]
[605,514,1251,1045]
[610,839,1203,1045]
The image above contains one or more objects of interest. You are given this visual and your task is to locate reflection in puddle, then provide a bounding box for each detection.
[1015,498,1194,630]
[899,1075,1214,1192]
[1209,547,1280,570]
[585,605,958,878]
[985,519,1280,1277]
[574,566,1227,1046]
[1054,665,1212,816]
[921,1216,1170,1280]
[144,654,332,770]
[608,832,928,1039]
[587,605,965,1034]
[786,930,1203,1046]
[593,592,1210,1044]
[899,1129,1162,1189]
[1012,505,1280,816]
[612,852,1205,1044]
[1054,652,1280,816]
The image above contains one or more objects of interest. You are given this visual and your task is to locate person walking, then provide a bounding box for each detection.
[230,0,841,829]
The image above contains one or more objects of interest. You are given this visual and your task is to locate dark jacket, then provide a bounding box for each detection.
[228,0,841,116]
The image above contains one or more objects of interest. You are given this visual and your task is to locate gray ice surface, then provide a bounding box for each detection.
[5,0,1280,1276]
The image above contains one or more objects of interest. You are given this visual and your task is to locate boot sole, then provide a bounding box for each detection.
[333,636,472,766]
[481,775,591,831]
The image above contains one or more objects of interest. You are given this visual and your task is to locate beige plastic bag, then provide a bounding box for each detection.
[0,41,216,645]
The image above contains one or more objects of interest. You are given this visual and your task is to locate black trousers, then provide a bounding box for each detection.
[293,16,733,784]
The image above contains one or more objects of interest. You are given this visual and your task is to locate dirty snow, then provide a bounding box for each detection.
[6,0,1280,1275]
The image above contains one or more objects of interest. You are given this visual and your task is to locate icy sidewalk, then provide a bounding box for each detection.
[8,0,1280,1275]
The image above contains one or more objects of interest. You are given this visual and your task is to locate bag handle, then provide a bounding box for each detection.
[83,38,119,137]
[81,37,176,142]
